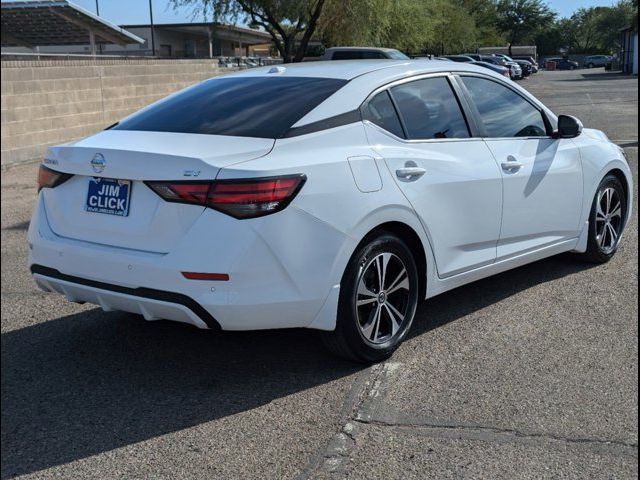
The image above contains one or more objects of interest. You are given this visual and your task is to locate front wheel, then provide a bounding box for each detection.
[322,232,419,363]
[579,175,627,263]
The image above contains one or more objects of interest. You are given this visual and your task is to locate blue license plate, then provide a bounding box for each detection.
[85,178,131,217]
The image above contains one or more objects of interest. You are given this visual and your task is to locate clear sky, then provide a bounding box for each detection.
[35,0,626,25]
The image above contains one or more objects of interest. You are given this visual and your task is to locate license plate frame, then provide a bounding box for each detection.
[85,177,132,217]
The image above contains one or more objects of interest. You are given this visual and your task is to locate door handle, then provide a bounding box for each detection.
[396,167,426,180]
[502,159,524,173]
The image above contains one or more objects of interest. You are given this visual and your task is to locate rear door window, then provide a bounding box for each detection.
[390,77,470,140]
[114,76,348,139]
[363,91,405,138]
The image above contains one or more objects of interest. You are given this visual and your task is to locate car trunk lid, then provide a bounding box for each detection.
[41,130,274,253]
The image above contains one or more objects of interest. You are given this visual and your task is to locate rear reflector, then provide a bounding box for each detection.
[37,164,73,192]
[182,272,230,281]
[146,175,306,219]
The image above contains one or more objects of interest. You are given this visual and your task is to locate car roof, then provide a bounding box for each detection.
[324,46,400,52]
[218,60,552,128]
[228,60,413,80]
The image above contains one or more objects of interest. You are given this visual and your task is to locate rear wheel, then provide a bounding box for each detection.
[579,175,627,263]
[322,232,419,363]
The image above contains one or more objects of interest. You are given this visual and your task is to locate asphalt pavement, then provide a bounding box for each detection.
[1,68,638,479]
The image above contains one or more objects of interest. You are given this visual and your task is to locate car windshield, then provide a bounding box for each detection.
[114,76,348,139]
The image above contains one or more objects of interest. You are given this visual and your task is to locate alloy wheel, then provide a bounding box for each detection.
[595,187,624,254]
[355,253,411,345]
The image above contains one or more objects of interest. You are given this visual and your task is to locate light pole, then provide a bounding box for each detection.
[149,0,156,57]
[95,0,102,55]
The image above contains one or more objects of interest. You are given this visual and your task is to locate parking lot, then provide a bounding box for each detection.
[1,68,637,479]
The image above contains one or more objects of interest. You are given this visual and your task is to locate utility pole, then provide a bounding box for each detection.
[95,0,102,55]
[149,0,156,57]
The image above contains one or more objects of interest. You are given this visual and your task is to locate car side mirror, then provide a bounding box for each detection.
[555,115,583,139]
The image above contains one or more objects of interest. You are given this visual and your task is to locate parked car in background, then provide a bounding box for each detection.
[513,59,533,76]
[514,56,539,73]
[545,58,580,70]
[433,56,511,78]
[29,60,633,362]
[584,55,612,68]
[471,61,511,78]
[479,55,523,80]
[495,54,532,77]
[323,47,409,60]
[442,55,476,63]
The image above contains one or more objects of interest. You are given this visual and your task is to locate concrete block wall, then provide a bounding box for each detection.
[1,58,232,167]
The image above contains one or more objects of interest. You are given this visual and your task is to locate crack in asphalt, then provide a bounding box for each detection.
[352,417,639,453]
[302,359,638,478]
[295,364,381,480]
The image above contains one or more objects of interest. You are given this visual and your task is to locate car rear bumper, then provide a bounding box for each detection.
[28,194,351,331]
[32,264,218,329]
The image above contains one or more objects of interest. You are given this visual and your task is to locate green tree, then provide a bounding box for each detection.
[171,0,329,62]
[428,0,477,55]
[531,20,568,56]
[496,0,556,55]
[462,0,505,48]
[319,0,439,55]
[564,7,602,52]
[593,0,636,52]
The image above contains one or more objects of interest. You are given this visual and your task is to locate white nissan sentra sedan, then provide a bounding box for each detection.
[29,61,633,362]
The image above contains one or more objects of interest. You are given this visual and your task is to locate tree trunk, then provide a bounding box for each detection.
[293,0,326,62]
[282,36,295,63]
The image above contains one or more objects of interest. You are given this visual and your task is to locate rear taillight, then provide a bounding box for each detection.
[145,175,306,219]
[37,165,73,192]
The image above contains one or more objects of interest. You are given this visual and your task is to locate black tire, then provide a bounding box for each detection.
[322,232,419,363]
[579,174,628,264]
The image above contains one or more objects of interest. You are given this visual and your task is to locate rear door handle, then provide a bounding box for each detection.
[396,167,426,180]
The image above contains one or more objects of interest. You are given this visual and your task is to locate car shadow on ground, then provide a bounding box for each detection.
[409,253,598,339]
[1,310,363,479]
[556,72,636,82]
[1,254,597,478]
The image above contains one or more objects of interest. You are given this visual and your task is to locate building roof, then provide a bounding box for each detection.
[1,0,144,47]
[122,22,273,45]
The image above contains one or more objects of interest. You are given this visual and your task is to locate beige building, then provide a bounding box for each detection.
[114,23,275,58]
[1,1,276,58]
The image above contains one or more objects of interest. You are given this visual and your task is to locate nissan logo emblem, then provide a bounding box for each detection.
[91,153,106,174]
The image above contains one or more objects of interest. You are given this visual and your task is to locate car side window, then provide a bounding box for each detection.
[363,91,405,138]
[390,77,470,140]
[461,76,548,138]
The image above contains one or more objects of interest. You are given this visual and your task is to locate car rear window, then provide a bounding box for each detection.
[114,76,348,139]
